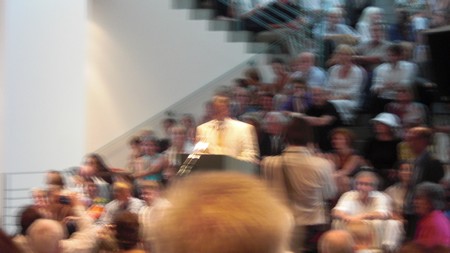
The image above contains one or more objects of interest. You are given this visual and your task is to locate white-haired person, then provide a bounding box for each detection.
[356,6,383,42]
[152,172,293,253]
[332,170,403,252]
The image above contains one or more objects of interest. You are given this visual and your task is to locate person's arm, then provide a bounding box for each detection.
[332,192,356,222]
[370,65,386,95]
[362,192,391,220]
[133,156,165,179]
[302,114,335,126]
[335,155,362,177]
[332,209,359,222]
[60,194,97,253]
[238,124,260,164]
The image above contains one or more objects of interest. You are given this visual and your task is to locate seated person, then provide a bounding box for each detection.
[12,205,43,253]
[98,182,145,225]
[27,193,97,253]
[327,128,364,195]
[313,7,360,62]
[332,171,403,251]
[281,78,311,114]
[83,178,108,221]
[385,86,428,138]
[346,220,378,253]
[97,211,147,253]
[370,43,417,115]
[327,44,365,124]
[384,160,413,220]
[413,182,450,249]
[259,111,289,156]
[291,52,327,88]
[303,86,342,152]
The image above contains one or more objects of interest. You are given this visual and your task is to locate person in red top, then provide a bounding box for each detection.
[414,182,450,249]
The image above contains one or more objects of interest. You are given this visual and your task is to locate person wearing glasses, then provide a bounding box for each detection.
[332,170,403,252]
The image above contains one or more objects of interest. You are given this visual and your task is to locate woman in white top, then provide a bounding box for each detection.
[328,44,365,124]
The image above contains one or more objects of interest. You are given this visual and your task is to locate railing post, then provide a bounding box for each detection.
[0,172,4,228]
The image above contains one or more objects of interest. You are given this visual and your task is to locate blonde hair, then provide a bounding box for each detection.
[113,181,132,192]
[153,172,293,253]
[334,44,355,55]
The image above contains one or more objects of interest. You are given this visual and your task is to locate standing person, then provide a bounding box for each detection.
[403,127,445,240]
[196,94,259,163]
[261,117,337,253]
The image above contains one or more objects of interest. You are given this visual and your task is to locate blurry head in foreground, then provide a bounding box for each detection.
[319,229,355,253]
[27,219,65,253]
[153,172,293,253]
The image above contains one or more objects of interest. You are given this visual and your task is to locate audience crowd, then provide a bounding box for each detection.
[2,1,450,253]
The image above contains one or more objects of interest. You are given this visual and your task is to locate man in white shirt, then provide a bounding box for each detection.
[196,94,259,163]
[332,171,403,251]
[371,43,417,114]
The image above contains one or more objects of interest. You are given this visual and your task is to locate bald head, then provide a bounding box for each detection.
[27,219,64,253]
[319,230,355,253]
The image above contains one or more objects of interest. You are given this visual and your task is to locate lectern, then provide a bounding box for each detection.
[177,154,258,175]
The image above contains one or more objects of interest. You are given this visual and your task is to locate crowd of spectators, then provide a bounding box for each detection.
[2,1,450,253]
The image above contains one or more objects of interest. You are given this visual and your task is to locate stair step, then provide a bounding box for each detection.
[227,31,255,42]
[247,42,270,54]
[208,19,237,31]
[172,0,197,9]
[190,8,214,20]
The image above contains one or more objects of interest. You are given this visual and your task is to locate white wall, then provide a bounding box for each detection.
[88,0,255,166]
[2,0,87,174]
[0,0,87,230]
